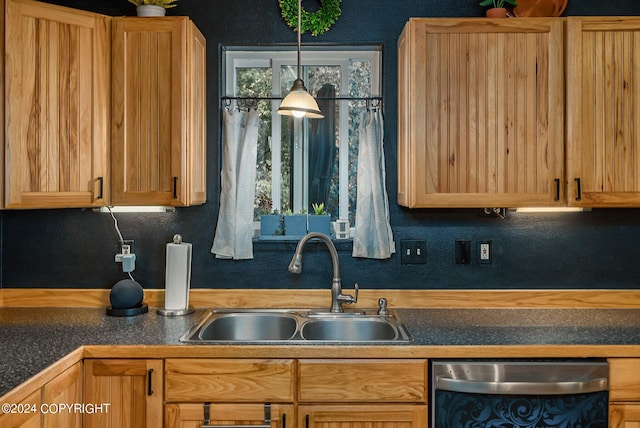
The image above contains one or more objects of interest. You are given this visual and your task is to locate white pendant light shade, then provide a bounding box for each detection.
[278,78,324,119]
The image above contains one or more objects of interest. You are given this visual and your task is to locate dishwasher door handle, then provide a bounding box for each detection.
[436,376,608,395]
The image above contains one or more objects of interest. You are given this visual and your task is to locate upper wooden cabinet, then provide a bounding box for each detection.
[398,18,565,208]
[111,17,206,207]
[3,0,110,209]
[566,17,640,207]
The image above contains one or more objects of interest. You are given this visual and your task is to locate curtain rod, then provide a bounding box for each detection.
[221,96,382,101]
[221,96,382,110]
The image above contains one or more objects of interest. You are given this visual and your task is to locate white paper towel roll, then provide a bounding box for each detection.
[164,234,192,311]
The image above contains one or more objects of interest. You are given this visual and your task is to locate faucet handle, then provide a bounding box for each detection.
[338,283,359,305]
[377,297,389,315]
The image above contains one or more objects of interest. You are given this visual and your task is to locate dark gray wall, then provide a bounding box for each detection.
[3,0,640,291]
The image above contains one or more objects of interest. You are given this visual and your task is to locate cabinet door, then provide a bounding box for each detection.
[42,361,82,428]
[398,18,565,208]
[299,405,427,428]
[165,359,295,403]
[4,0,110,209]
[610,404,640,428]
[566,17,640,207]
[84,359,163,428]
[166,403,293,428]
[298,359,426,403]
[111,17,206,207]
[0,389,41,428]
[609,358,640,402]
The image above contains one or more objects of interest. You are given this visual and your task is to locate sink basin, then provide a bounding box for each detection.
[300,317,399,341]
[180,309,412,344]
[197,313,298,341]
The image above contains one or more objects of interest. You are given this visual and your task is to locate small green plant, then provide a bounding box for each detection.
[128,0,178,8]
[479,0,517,8]
[285,208,306,215]
[311,202,327,215]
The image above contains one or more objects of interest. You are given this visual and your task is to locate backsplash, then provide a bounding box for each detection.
[2,0,640,291]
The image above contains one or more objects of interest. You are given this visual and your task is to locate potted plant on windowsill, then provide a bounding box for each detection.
[259,210,284,239]
[284,209,308,238]
[308,203,331,237]
[128,0,178,16]
[479,0,517,17]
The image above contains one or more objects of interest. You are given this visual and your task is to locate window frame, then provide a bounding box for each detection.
[223,47,382,237]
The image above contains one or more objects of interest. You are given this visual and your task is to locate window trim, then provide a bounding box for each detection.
[222,47,382,239]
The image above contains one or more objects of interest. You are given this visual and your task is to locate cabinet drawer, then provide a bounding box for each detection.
[609,358,640,401]
[165,359,295,402]
[298,359,427,403]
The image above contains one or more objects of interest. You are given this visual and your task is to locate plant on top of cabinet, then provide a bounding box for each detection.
[128,0,178,7]
[128,0,177,16]
[479,0,518,17]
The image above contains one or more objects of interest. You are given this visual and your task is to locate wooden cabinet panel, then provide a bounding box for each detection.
[566,17,640,207]
[609,358,640,401]
[165,403,293,428]
[298,359,426,403]
[610,404,640,428]
[0,389,41,428]
[111,17,206,207]
[398,18,564,208]
[42,361,82,428]
[4,0,110,209]
[165,359,295,403]
[299,404,428,428]
[84,359,163,428]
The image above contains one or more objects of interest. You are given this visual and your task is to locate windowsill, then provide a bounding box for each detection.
[252,237,353,252]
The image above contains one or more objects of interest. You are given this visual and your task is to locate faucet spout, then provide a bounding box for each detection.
[288,232,357,313]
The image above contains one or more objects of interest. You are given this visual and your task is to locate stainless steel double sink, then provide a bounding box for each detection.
[180,308,412,344]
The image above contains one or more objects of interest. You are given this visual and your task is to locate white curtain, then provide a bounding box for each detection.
[352,108,395,259]
[211,108,259,259]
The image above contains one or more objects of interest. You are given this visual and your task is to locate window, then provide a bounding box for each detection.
[223,47,382,227]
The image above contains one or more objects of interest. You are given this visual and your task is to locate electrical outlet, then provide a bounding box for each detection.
[400,239,427,264]
[455,239,471,264]
[115,240,135,263]
[478,240,492,264]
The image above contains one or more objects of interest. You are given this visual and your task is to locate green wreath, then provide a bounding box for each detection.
[278,0,342,37]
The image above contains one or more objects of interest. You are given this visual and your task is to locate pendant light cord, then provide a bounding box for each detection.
[297,0,302,79]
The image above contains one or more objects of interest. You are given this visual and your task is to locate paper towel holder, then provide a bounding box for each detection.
[157,306,194,316]
[157,234,196,317]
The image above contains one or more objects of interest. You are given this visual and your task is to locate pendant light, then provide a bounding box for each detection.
[277,0,324,119]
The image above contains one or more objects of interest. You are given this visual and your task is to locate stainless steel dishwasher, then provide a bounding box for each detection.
[431,360,609,428]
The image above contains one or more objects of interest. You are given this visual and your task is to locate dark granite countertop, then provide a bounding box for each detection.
[1,307,640,398]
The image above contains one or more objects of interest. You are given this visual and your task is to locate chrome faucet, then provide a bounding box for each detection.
[288,232,358,313]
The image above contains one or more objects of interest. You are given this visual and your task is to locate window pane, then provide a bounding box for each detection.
[307,66,341,219]
[235,68,274,219]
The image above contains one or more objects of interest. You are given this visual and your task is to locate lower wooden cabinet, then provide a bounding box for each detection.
[0,361,82,428]
[0,389,42,428]
[609,358,640,428]
[84,359,163,428]
[610,404,640,428]
[300,405,427,428]
[165,403,293,428]
[42,361,82,428]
